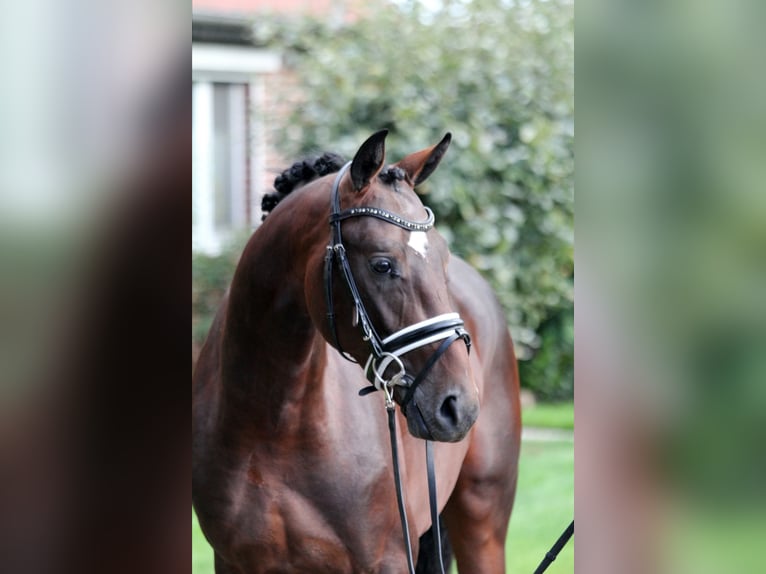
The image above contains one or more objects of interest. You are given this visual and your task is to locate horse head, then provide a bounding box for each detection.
[307,130,479,443]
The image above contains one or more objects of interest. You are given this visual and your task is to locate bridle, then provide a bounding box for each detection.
[323,162,470,573]
[324,162,471,408]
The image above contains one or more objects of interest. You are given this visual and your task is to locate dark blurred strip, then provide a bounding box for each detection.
[0,2,190,573]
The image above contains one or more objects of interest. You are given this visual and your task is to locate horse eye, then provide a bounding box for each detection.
[370,258,393,274]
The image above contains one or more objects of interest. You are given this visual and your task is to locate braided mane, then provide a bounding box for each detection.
[261,153,345,220]
[261,154,409,220]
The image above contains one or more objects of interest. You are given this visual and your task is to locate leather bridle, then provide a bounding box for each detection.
[323,162,471,573]
[324,161,471,408]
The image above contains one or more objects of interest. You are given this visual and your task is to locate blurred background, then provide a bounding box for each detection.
[0,1,188,572]
[577,2,766,572]
[191,0,573,572]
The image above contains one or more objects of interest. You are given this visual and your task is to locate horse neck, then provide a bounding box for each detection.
[220,184,330,430]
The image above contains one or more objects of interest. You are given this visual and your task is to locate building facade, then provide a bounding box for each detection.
[192,11,280,254]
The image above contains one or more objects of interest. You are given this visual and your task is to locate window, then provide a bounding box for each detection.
[192,41,280,254]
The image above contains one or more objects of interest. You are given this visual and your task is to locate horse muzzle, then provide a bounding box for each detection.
[401,383,479,442]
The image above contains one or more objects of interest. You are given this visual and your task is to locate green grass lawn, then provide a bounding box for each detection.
[192,508,214,574]
[193,403,574,573]
[521,401,574,430]
[503,438,574,573]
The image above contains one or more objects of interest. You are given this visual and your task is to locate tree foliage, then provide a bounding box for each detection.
[257,0,573,399]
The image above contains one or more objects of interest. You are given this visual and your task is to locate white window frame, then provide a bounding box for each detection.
[192,44,281,254]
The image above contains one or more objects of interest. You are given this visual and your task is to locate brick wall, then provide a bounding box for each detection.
[255,69,301,218]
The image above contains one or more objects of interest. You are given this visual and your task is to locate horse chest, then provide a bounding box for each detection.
[238,491,353,573]
[229,444,400,572]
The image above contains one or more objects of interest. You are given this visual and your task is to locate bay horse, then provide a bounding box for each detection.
[192,130,521,573]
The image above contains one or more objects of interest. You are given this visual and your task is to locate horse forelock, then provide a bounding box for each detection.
[378,165,406,187]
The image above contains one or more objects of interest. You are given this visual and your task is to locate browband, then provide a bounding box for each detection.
[330,206,435,232]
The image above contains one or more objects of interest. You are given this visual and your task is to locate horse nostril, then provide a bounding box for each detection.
[439,394,460,427]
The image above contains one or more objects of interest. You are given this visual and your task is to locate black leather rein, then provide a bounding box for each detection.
[323,162,470,574]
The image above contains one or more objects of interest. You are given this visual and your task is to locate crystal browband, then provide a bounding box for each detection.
[330,206,435,232]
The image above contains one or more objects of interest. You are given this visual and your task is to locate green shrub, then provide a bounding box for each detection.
[518,307,574,402]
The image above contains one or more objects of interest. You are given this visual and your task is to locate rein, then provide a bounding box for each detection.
[534,520,574,574]
[323,162,470,573]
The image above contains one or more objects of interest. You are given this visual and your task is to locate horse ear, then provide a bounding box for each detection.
[395,132,451,187]
[350,129,388,192]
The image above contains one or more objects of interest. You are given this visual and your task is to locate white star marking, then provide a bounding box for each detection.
[407,231,429,258]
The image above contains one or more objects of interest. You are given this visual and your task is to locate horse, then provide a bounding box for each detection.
[192,130,521,573]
